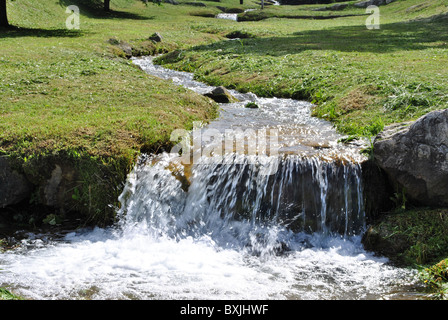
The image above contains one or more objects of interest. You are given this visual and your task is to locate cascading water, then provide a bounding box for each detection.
[117,152,365,258]
[0,57,422,300]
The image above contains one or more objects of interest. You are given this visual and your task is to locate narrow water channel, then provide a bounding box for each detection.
[0,57,423,300]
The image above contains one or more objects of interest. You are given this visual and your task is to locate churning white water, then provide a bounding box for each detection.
[0,57,421,300]
[216,13,239,21]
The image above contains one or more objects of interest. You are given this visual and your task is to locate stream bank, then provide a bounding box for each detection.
[0,41,219,231]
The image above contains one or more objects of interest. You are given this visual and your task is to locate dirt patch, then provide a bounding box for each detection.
[339,88,375,113]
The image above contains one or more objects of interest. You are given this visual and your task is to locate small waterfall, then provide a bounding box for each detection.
[117,151,365,257]
[125,57,367,246]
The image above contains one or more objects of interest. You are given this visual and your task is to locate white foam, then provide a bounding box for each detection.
[0,228,418,300]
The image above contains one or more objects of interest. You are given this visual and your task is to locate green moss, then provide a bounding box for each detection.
[244,102,259,109]
[363,208,448,266]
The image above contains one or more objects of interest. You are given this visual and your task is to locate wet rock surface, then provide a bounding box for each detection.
[204,86,239,103]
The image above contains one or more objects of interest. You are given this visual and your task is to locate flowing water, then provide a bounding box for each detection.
[0,57,423,300]
[216,1,280,21]
[216,13,239,21]
[216,8,259,21]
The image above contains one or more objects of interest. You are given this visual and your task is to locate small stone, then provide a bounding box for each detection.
[244,102,259,109]
[204,86,239,103]
[148,32,163,43]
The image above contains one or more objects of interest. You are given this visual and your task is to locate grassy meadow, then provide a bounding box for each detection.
[158,0,448,136]
[2,0,447,160]
[1,0,448,299]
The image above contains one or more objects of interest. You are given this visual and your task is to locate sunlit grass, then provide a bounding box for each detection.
[156,0,448,136]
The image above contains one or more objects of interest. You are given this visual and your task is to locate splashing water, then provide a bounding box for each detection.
[0,153,420,300]
[0,57,421,300]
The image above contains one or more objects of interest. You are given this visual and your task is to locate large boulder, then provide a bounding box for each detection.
[373,109,448,207]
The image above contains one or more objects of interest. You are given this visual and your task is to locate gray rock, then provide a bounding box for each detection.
[0,156,32,208]
[149,32,163,43]
[44,165,63,207]
[244,102,259,109]
[204,86,239,103]
[108,38,133,58]
[373,109,448,207]
[361,159,395,223]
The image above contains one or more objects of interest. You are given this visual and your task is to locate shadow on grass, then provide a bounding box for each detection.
[0,26,86,39]
[191,14,448,55]
[58,0,155,20]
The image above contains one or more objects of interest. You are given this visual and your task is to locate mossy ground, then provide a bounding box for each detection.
[363,207,448,299]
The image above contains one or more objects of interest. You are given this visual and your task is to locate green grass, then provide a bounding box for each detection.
[1,0,222,224]
[156,0,448,136]
[1,0,448,298]
[0,287,23,300]
[363,207,448,299]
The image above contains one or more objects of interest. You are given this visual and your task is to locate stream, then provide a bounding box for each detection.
[0,56,424,300]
